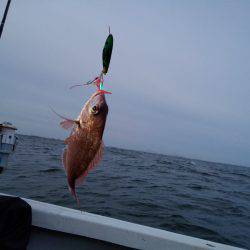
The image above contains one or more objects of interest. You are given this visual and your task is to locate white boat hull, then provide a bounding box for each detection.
[0,194,244,250]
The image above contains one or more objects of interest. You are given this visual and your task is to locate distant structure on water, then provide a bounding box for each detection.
[0,122,17,172]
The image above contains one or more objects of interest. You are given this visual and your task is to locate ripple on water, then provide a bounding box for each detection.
[39,168,62,173]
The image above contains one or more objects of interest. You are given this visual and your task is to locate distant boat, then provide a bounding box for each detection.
[0,122,18,172]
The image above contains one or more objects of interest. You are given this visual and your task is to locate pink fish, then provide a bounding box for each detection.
[60,91,108,205]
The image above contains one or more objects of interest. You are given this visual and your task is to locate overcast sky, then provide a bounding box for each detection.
[1,0,250,166]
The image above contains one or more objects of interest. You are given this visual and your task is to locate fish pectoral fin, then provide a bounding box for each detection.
[75,141,104,186]
[60,119,80,130]
[50,106,79,130]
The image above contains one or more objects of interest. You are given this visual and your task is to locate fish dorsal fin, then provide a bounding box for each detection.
[62,148,67,171]
[76,141,104,186]
[87,140,104,172]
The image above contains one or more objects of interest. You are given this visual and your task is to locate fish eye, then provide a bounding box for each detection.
[91,105,99,115]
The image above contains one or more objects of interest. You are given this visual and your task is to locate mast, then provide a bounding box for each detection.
[0,0,11,39]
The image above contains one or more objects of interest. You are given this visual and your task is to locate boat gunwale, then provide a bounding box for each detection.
[0,193,244,250]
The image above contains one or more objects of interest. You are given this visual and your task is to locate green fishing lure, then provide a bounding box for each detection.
[102,34,113,74]
[70,30,113,94]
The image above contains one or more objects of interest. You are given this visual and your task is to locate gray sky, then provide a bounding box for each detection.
[1,0,250,166]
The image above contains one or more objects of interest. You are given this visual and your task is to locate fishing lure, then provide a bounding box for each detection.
[70,29,113,94]
[102,32,113,74]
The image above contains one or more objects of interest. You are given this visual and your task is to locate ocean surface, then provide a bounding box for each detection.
[0,134,249,249]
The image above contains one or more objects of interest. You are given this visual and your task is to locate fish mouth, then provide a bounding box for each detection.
[94,89,112,96]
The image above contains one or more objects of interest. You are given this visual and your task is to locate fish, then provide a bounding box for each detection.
[60,90,109,205]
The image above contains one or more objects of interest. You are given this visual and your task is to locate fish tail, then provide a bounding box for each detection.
[69,185,80,207]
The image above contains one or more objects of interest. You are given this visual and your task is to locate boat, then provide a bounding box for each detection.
[0,122,18,172]
[0,193,243,250]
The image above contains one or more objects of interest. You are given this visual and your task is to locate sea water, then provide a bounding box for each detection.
[0,135,249,248]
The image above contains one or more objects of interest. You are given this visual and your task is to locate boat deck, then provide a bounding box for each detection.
[29,226,132,250]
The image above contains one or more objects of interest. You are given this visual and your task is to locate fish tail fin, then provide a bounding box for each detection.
[69,184,80,207]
